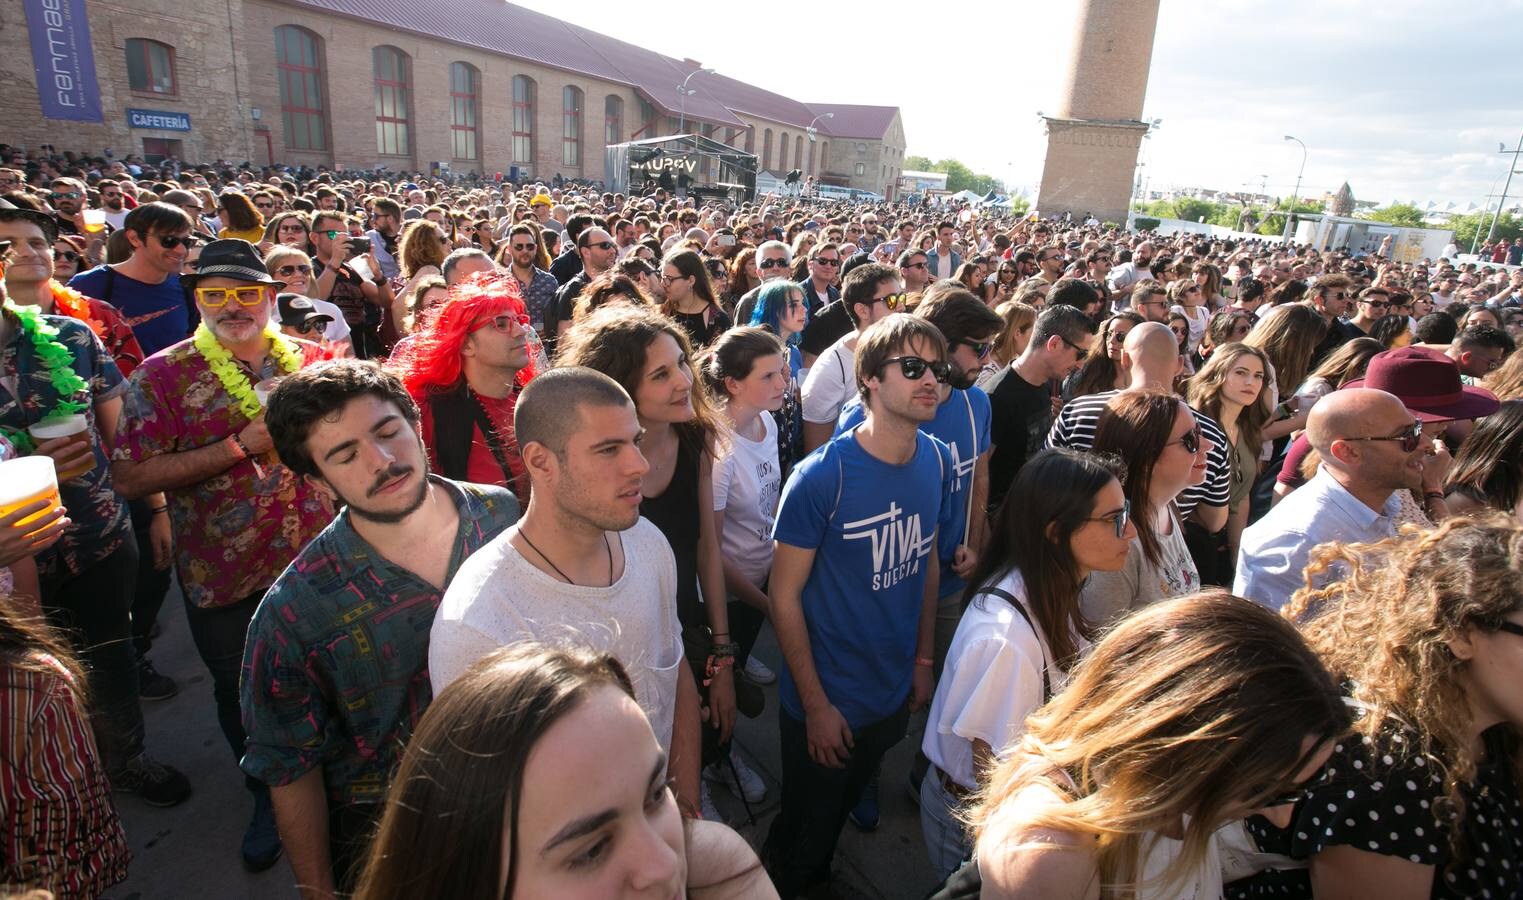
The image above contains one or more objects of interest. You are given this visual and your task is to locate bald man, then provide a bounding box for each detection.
[1234,388,1433,610]
[1047,322,1231,534]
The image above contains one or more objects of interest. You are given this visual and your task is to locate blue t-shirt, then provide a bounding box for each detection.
[835,387,991,598]
[69,265,188,357]
[773,428,955,728]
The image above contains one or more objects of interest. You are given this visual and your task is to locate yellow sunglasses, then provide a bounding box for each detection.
[195,285,268,308]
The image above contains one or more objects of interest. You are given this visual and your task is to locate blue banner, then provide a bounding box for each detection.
[127,109,191,132]
[23,0,102,122]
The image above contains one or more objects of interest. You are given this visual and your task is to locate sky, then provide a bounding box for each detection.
[511,0,1523,210]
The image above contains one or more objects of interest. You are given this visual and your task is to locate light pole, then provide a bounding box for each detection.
[1282,135,1307,243]
[675,67,714,135]
[806,112,833,141]
[1485,132,1523,244]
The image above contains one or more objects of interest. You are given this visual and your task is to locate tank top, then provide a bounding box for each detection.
[640,439,702,634]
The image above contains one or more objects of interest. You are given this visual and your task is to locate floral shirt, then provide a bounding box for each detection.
[112,336,331,609]
[239,477,519,806]
[0,311,130,579]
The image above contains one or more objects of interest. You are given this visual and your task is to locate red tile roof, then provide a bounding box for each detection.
[278,0,897,138]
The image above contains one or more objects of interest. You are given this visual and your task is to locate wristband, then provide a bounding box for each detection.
[1424,491,1445,501]
[915,657,935,668]
[227,434,250,461]
[711,640,740,658]
[151,506,169,515]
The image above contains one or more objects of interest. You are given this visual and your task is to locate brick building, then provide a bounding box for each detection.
[1,0,907,197]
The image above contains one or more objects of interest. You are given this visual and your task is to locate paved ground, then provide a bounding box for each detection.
[111,595,940,899]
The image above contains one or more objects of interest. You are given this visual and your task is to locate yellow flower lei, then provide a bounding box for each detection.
[192,323,304,420]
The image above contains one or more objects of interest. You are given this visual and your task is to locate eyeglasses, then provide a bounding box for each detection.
[1362,300,1390,310]
[274,264,313,277]
[1325,290,1349,300]
[1058,335,1089,355]
[472,312,531,334]
[813,257,841,267]
[511,242,537,251]
[196,285,267,308]
[1108,329,1129,345]
[1169,426,1204,455]
[759,257,790,270]
[50,191,82,201]
[901,261,927,270]
[660,273,686,284]
[1084,499,1131,539]
[875,292,907,311]
[1488,620,1523,639]
[952,338,993,359]
[294,318,332,335]
[1040,254,1065,264]
[54,250,80,263]
[321,230,344,239]
[880,356,951,383]
[1345,421,1424,453]
[1255,760,1329,809]
[153,233,197,250]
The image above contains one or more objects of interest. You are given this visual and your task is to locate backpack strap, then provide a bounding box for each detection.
[979,587,1050,702]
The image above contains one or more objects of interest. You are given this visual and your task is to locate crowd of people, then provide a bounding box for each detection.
[1,142,1522,900]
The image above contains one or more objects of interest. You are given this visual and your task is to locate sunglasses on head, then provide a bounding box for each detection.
[880,355,951,383]
[196,285,267,308]
[1085,498,1132,539]
[759,257,790,270]
[1346,421,1424,453]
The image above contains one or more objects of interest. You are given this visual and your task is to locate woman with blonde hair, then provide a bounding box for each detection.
[1484,342,1523,400]
[976,300,1037,389]
[394,220,451,333]
[946,592,1346,899]
[1186,343,1274,576]
[1292,335,1383,404]
[1236,516,1523,899]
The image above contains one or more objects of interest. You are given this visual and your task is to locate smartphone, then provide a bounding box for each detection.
[348,235,372,255]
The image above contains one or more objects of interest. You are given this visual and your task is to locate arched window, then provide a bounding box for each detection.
[604,95,623,146]
[562,86,583,167]
[745,126,755,153]
[449,63,480,161]
[819,141,829,168]
[512,76,535,165]
[372,46,411,156]
[126,39,176,95]
[794,135,803,170]
[762,129,773,170]
[807,139,816,175]
[274,26,327,151]
[778,132,789,169]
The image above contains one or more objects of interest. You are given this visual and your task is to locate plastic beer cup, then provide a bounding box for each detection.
[0,456,62,529]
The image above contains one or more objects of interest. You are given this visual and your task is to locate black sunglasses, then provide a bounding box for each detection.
[1170,426,1204,455]
[153,233,197,249]
[951,338,993,359]
[880,356,952,383]
[813,256,841,267]
[55,249,81,263]
[759,257,790,270]
[1346,421,1424,453]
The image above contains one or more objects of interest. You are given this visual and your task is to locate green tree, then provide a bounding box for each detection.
[1257,198,1324,236]
[1360,203,1427,228]
[904,155,933,171]
[900,155,1002,194]
[1445,211,1522,249]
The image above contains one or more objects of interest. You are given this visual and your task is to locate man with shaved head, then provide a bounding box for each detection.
[1234,388,1430,609]
[1046,321,1231,534]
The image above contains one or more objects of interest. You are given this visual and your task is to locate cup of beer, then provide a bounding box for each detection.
[253,377,283,407]
[82,209,107,233]
[28,414,94,481]
[0,456,62,530]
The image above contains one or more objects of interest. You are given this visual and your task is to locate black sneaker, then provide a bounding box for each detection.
[242,790,284,872]
[112,754,192,807]
[138,658,178,701]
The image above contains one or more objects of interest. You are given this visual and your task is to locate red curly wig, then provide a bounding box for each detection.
[394,271,537,400]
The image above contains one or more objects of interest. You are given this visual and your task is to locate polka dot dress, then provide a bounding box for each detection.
[1226,724,1523,899]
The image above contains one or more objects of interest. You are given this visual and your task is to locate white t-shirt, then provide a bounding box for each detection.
[429,517,683,754]
[712,413,780,588]
[1170,304,1210,353]
[801,335,856,425]
[306,296,353,344]
[922,569,1077,789]
[103,208,130,230]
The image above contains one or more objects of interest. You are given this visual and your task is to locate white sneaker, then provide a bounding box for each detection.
[700,780,723,822]
[742,655,776,685]
[705,751,767,804]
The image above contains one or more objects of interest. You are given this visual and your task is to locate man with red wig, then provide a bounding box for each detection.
[395,272,537,504]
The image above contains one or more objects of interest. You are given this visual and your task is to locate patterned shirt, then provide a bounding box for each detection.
[112,336,332,608]
[239,477,519,806]
[0,311,130,578]
[512,266,560,333]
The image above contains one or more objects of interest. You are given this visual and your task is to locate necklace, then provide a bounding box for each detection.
[0,302,91,454]
[191,323,303,420]
[518,526,613,586]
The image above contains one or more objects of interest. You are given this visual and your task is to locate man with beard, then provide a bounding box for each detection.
[48,177,88,236]
[364,197,403,281]
[97,178,130,230]
[111,240,332,871]
[503,221,558,334]
[242,360,519,897]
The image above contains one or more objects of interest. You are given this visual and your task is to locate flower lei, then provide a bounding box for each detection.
[192,323,304,420]
[1,302,92,454]
[50,281,109,342]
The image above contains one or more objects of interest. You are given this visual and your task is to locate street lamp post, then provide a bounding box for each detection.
[675,67,714,135]
[1282,135,1307,243]
[806,112,833,141]
[1485,131,1523,244]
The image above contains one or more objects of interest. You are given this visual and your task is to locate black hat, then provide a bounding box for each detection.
[276,293,332,330]
[181,239,283,289]
[0,197,60,242]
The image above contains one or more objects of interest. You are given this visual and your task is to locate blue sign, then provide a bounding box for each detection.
[23,0,102,122]
[127,108,191,132]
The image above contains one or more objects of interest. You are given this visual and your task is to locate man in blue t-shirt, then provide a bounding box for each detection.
[68,201,195,358]
[763,313,956,899]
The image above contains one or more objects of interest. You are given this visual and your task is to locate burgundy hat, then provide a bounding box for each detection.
[1342,346,1500,422]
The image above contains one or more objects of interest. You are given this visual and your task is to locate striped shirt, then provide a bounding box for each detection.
[0,655,130,898]
[1045,389,1230,517]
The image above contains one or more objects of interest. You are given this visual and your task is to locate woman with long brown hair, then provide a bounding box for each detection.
[395,220,452,333]
[976,300,1037,390]
[352,643,773,900]
[1079,390,1209,626]
[215,190,265,242]
[1186,343,1275,576]
[949,592,1346,900]
[1065,312,1144,401]
[1241,303,1329,519]
[660,249,732,350]
[555,307,736,819]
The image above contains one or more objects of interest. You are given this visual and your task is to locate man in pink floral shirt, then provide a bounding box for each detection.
[111,240,330,872]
